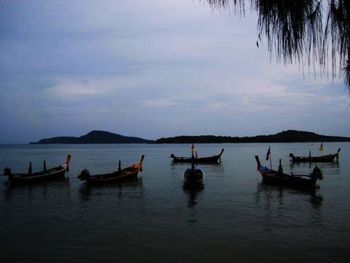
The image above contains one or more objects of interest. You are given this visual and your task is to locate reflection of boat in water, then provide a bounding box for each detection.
[183,181,204,208]
[79,177,143,200]
[183,182,204,223]
[78,155,144,185]
[289,148,340,163]
[182,157,205,209]
[3,180,70,202]
[3,155,71,185]
[255,155,323,191]
[256,183,323,208]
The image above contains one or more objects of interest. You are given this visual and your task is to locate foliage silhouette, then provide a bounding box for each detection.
[206,0,350,87]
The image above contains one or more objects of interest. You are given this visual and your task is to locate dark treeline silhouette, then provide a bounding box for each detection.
[206,0,350,87]
[31,130,350,144]
[156,130,350,143]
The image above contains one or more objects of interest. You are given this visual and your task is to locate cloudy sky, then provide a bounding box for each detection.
[0,0,349,143]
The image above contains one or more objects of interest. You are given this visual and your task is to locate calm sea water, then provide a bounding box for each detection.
[0,143,349,262]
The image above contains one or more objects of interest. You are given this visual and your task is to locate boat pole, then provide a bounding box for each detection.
[191,144,195,170]
[336,148,341,161]
[28,162,32,174]
[270,157,272,170]
[278,159,283,174]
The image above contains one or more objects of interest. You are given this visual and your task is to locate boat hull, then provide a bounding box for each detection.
[290,154,338,163]
[259,170,316,190]
[184,168,203,185]
[7,166,67,184]
[171,149,224,164]
[82,169,140,185]
[255,156,321,191]
[3,154,71,185]
[79,155,144,185]
[290,148,340,163]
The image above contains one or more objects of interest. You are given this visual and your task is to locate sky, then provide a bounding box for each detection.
[0,0,349,143]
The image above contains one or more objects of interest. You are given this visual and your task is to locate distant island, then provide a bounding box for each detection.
[30,130,350,144]
[155,130,350,143]
[30,130,153,144]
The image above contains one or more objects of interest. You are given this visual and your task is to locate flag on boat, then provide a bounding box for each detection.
[319,143,323,152]
[266,146,271,161]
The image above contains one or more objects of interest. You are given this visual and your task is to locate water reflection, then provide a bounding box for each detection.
[255,182,324,234]
[3,179,70,201]
[183,182,204,208]
[79,178,144,201]
[256,182,323,208]
[309,194,323,209]
[290,161,341,174]
[183,182,204,224]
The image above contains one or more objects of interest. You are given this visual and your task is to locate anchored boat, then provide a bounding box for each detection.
[289,148,340,163]
[255,155,323,190]
[184,165,203,185]
[78,155,144,185]
[3,154,71,184]
[171,145,224,164]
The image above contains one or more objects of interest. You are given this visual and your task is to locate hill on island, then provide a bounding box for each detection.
[31,130,350,144]
[30,130,154,144]
[155,130,350,143]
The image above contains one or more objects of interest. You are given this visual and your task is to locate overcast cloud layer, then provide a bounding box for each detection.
[0,0,349,143]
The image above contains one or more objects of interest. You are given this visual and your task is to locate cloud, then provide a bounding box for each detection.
[45,79,116,97]
[0,0,349,143]
[144,99,175,108]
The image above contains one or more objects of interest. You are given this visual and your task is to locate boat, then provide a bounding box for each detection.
[3,154,71,184]
[184,163,204,185]
[171,148,224,164]
[289,148,341,163]
[255,155,323,190]
[78,155,144,185]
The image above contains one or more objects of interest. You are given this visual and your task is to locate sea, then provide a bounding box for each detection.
[0,143,349,262]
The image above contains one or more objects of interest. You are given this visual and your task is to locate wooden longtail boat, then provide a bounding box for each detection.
[289,148,341,163]
[255,156,323,190]
[184,162,203,185]
[78,155,144,185]
[171,148,224,164]
[3,155,71,184]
